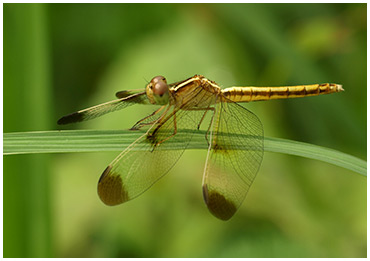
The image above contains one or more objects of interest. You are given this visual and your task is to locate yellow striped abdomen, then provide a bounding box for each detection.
[222,83,344,102]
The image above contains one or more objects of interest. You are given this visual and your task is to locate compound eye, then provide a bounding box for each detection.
[151,76,168,96]
[152,76,167,84]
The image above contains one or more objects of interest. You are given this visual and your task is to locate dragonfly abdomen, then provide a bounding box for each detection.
[222,83,344,102]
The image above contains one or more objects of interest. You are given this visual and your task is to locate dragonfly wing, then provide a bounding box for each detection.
[57,92,148,125]
[115,89,148,99]
[203,100,264,220]
[98,106,206,205]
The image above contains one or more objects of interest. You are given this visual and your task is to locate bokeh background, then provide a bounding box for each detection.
[4,3,366,258]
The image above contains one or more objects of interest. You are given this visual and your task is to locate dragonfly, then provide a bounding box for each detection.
[58,75,343,220]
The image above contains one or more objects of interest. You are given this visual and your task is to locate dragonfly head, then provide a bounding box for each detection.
[146,76,170,105]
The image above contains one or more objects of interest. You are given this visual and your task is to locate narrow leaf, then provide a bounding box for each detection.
[3,130,366,176]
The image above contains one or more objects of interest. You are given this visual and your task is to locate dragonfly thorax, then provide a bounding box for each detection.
[146,76,170,105]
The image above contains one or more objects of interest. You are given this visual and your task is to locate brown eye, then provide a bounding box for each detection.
[150,76,168,96]
[154,82,166,96]
[151,75,167,84]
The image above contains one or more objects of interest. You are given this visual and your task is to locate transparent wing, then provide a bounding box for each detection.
[98,105,206,206]
[115,89,145,99]
[57,92,148,125]
[203,99,264,220]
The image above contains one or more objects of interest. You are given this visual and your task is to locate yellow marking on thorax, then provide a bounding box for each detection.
[222,83,344,102]
[173,77,199,92]
[171,75,222,108]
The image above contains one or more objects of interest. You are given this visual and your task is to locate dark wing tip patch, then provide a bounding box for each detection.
[115,90,131,99]
[57,111,84,125]
[203,184,237,221]
[98,165,129,206]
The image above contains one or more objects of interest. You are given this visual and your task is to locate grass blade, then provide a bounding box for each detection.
[4,130,366,177]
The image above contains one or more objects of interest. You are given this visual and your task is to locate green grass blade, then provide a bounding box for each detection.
[4,130,366,176]
[264,137,366,177]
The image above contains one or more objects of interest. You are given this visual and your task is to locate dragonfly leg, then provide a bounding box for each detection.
[197,108,209,130]
[198,107,215,131]
[184,107,215,146]
[203,107,215,146]
[148,105,214,149]
[156,113,177,146]
[147,107,179,148]
[130,106,165,130]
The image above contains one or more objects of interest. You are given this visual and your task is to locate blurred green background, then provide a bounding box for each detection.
[4,3,366,258]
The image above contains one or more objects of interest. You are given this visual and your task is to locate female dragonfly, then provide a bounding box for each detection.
[58,75,343,220]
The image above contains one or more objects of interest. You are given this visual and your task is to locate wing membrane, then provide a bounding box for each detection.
[203,99,264,220]
[98,105,207,205]
[57,92,148,125]
[98,84,222,205]
[98,85,223,205]
[115,89,145,99]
